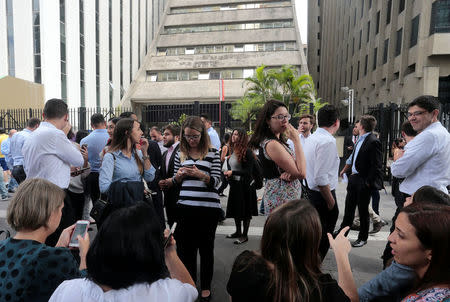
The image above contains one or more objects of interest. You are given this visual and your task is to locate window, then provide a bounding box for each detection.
[359,30,362,49]
[395,28,403,56]
[376,11,380,34]
[317,32,321,39]
[361,0,364,18]
[357,61,360,80]
[373,47,377,70]
[317,65,320,72]
[234,45,244,52]
[318,16,320,23]
[185,48,195,54]
[318,49,321,56]
[354,8,357,25]
[60,0,67,102]
[148,73,157,81]
[32,0,41,83]
[352,37,355,55]
[6,0,15,76]
[430,0,450,35]
[369,0,372,9]
[210,71,220,80]
[364,54,368,75]
[367,21,370,42]
[163,20,293,34]
[198,71,210,80]
[383,38,389,64]
[399,0,405,14]
[243,69,254,78]
[410,15,419,47]
[350,66,353,84]
[386,0,392,24]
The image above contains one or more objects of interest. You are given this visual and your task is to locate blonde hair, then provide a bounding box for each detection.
[7,178,65,231]
[179,116,211,162]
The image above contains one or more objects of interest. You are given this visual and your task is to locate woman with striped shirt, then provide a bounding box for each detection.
[172,116,222,302]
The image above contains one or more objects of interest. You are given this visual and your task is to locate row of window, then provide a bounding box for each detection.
[163,20,293,34]
[147,68,256,82]
[170,1,290,14]
[157,42,298,56]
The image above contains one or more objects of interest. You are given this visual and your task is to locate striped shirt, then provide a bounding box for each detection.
[174,149,222,209]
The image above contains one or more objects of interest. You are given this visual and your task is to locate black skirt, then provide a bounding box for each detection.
[226,178,258,219]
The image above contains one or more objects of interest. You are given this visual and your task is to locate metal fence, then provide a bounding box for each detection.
[0,107,131,132]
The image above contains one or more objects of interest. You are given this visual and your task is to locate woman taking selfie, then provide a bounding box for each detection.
[0,178,89,302]
[227,200,350,302]
[172,116,222,301]
[99,118,155,211]
[330,203,450,302]
[224,128,258,244]
[249,99,306,215]
[50,202,198,302]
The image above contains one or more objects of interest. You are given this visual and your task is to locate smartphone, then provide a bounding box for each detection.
[69,220,90,248]
[81,144,88,150]
[164,222,177,248]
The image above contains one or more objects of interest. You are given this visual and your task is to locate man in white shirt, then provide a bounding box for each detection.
[200,113,221,151]
[391,95,450,195]
[303,105,340,259]
[287,114,315,153]
[22,98,86,246]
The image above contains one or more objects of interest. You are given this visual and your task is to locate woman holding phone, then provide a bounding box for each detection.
[0,178,89,302]
[99,118,155,213]
[50,202,198,302]
[172,116,222,301]
[249,99,306,215]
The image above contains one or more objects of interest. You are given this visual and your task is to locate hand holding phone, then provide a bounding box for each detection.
[69,220,90,248]
[164,222,177,248]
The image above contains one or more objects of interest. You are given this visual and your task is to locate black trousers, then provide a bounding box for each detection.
[12,165,26,184]
[85,172,100,202]
[67,190,85,221]
[309,190,339,260]
[340,174,371,241]
[175,213,218,290]
[46,189,76,247]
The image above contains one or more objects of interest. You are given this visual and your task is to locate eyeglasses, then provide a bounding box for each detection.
[185,135,201,140]
[407,111,427,118]
[271,114,291,121]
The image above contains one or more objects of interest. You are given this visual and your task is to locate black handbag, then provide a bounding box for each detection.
[90,154,116,224]
[301,179,312,200]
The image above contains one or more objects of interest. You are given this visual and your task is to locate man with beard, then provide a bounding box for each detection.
[158,124,181,226]
[287,114,315,154]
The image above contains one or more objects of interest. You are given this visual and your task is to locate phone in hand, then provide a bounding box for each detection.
[69,220,90,248]
[164,222,177,248]
[81,144,88,150]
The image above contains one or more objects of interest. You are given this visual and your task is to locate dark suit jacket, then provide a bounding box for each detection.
[145,140,162,191]
[160,144,180,206]
[354,133,384,190]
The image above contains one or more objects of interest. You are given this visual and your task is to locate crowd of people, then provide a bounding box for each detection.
[0,95,449,302]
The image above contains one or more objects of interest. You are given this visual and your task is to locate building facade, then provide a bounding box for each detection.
[308,0,450,118]
[0,0,166,109]
[123,0,307,116]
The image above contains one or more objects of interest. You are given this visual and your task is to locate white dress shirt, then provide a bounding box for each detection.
[303,128,340,191]
[22,122,84,189]
[391,121,450,195]
[287,133,309,157]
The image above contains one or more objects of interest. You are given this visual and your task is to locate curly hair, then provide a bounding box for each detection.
[230,128,249,163]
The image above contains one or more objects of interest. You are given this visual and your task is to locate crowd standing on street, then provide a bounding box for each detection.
[0,95,449,302]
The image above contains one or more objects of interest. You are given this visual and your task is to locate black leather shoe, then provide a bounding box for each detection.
[350,224,360,231]
[351,239,367,247]
[226,232,241,239]
[369,221,383,234]
[234,236,248,244]
[200,294,212,302]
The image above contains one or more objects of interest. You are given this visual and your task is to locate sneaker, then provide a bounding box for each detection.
[369,221,383,234]
[351,239,367,248]
[1,196,8,201]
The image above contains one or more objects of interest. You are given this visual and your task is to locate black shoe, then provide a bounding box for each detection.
[200,293,212,302]
[351,239,367,247]
[219,193,226,197]
[381,219,389,226]
[369,221,383,234]
[226,232,241,239]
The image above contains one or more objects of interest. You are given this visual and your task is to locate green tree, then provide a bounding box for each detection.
[230,95,264,130]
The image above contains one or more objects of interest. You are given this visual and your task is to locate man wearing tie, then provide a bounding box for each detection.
[337,115,383,247]
[158,124,181,226]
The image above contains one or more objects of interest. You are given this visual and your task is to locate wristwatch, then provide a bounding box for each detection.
[142,155,150,161]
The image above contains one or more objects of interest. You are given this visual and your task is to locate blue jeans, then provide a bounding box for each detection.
[6,162,18,190]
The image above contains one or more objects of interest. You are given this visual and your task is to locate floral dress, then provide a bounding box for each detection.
[402,287,450,302]
[260,139,302,215]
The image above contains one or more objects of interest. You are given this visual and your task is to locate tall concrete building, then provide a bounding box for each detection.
[308,0,450,118]
[0,0,166,108]
[123,0,307,119]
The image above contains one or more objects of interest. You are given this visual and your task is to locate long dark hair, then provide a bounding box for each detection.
[401,203,450,293]
[231,128,249,163]
[87,202,169,289]
[109,118,143,174]
[179,116,211,161]
[249,99,288,149]
[261,200,323,302]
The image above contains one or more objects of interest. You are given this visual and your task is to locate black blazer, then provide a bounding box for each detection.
[160,144,180,180]
[354,133,384,190]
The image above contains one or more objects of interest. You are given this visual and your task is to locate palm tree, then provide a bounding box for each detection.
[230,94,264,130]
[245,65,275,102]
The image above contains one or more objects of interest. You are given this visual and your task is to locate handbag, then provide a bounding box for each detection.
[300,178,312,200]
[90,154,116,224]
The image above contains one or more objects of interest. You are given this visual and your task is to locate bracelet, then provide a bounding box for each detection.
[202,174,209,183]
[142,155,150,161]
[172,177,178,185]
